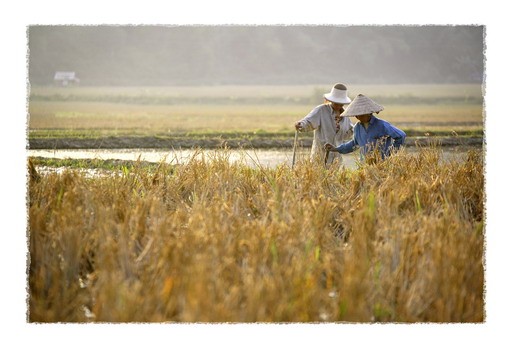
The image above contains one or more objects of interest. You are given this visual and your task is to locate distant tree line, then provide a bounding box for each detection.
[28,25,485,86]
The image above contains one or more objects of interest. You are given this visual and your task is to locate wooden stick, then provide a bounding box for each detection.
[292,130,298,169]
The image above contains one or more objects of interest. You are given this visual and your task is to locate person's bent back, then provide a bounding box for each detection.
[324,94,406,161]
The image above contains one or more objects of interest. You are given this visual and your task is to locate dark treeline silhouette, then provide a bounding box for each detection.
[28,25,484,86]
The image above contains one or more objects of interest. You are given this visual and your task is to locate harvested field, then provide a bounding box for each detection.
[28,147,484,322]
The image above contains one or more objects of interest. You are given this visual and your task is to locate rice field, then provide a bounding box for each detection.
[28,84,484,136]
[27,147,485,323]
[26,84,485,323]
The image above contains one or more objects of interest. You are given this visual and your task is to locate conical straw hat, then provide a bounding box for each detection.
[340,94,384,117]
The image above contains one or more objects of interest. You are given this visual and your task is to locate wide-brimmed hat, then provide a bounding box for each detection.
[340,94,384,117]
[323,83,351,104]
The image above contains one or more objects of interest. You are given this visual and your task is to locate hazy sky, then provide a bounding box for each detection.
[28,25,484,85]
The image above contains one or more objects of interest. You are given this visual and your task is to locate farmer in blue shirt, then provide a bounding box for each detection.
[324,94,406,161]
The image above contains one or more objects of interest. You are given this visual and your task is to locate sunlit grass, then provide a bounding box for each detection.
[28,101,483,136]
[28,147,484,322]
[28,84,483,136]
[386,104,483,127]
[28,101,307,133]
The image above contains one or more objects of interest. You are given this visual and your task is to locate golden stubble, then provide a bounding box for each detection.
[27,147,485,323]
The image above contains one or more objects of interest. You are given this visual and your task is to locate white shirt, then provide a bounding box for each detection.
[297,103,354,165]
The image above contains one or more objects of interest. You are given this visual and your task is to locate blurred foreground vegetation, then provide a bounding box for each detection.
[28,147,484,322]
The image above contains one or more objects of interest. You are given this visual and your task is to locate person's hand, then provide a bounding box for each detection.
[295,122,304,131]
[324,143,335,151]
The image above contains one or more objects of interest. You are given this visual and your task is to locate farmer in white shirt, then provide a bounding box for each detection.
[295,83,354,166]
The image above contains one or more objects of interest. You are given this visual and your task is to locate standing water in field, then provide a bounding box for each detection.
[28,147,478,170]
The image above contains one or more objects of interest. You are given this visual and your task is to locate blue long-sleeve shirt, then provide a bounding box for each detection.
[335,115,406,159]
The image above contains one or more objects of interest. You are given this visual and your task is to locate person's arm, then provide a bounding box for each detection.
[385,123,406,149]
[295,105,322,132]
[336,139,357,154]
[325,123,358,153]
[325,134,358,154]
